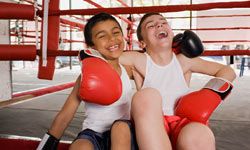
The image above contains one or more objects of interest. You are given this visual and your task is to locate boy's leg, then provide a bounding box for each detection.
[69,139,93,150]
[69,129,104,150]
[131,88,172,150]
[176,122,215,150]
[110,120,138,150]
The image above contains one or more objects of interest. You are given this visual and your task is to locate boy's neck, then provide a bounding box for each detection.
[107,59,121,75]
[147,47,173,66]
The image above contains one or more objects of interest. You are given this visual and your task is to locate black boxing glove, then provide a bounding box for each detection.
[172,30,204,58]
[37,132,59,150]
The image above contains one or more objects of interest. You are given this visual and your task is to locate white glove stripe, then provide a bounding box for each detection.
[84,48,105,61]
[36,133,50,150]
[203,77,232,93]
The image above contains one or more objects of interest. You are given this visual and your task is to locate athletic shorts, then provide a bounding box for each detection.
[163,115,190,149]
[74,119,138,150]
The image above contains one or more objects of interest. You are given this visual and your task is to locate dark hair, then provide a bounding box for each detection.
[84,13,123,47]
[136,12,163,42]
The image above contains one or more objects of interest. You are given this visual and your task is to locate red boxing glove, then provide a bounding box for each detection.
[174,78,233,124]
[172,33,183,54]
[78,49,122,105]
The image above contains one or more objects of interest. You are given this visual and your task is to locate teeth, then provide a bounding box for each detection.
[108,45,119,51]
[157,31,168,38]
[159,31,166,36]
[160,31,166,34]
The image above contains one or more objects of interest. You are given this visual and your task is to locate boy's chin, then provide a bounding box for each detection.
[158,41,171,48]
[157,37,170,43]
[110,52,123,59]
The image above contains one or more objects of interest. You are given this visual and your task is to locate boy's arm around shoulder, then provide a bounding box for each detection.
[48,75,82,139]
[119,51,145,68]
[120,50,146,77]
[120,51,146,90]
[178,54,236,82]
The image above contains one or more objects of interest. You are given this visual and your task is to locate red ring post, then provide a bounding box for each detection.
[38,0,60,80]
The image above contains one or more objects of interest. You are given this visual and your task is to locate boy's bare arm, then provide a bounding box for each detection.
[213,65,236,82]
[192,58,236,81]
[178,54,236,82]
[120,51,139,66]
[120,51,147,77]
[132,67,144,90]
[49,76,81,139]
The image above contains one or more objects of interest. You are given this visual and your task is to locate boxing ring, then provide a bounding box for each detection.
[0,0,250,149]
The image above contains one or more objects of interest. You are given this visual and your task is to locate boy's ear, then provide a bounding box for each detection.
[139,41,146,49]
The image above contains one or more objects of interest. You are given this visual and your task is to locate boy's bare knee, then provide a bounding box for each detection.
[177,122,215,150]
[133,88,161,100]
[132,88,162,115]
[111,121,130,138]
[69,139,93,150]
[111,121,131,149]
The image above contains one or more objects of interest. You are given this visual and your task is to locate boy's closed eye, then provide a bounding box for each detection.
[96,32,106,39]
[148,25,155,29]
[112,27,122,35]
[146,23,155,29]
[113,31,122,35]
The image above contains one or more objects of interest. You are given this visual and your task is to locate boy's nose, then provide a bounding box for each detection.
[108,34,115,41]
[157,23,163,28]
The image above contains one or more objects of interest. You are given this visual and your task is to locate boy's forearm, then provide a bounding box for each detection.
[48,112,72,139]
[215,66,236,82]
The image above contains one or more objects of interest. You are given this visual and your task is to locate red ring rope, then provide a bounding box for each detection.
[0,45,36,61]
[42,1,250,16]
[0,2,34,20]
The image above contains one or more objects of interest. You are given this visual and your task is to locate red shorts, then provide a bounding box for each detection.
[163,115,190,149]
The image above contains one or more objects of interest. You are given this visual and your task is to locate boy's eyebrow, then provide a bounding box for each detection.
[112,26,122,31]
[160,17,166,21]
[94,26,121,37]
[144,17,167,27]
[144,20,154,27]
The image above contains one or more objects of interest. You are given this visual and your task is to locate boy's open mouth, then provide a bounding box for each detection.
[157,31,168,39]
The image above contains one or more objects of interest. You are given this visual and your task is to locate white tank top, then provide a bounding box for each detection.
[142,53,190,115]
[82,65,133,133]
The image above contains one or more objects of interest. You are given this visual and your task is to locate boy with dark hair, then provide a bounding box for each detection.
[120,12,236,150]
[37,13,138,150]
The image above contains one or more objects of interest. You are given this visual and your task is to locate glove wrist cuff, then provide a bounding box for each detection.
[78,49,105,61]
[203,77,233,100]
[37,132,60,150]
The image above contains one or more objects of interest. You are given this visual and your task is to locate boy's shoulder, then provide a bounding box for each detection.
[123,50,145,56]
[176,53,191,63]
[176,53,198,71]
[122,50,146,62]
